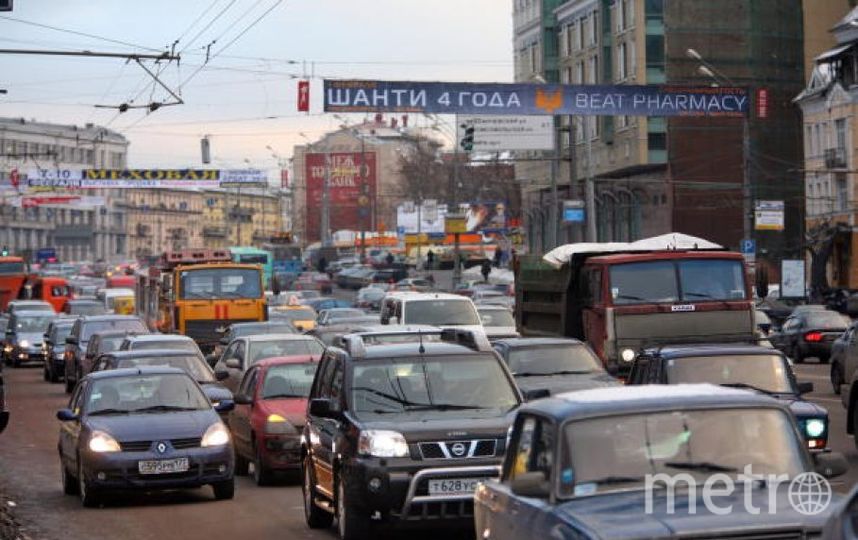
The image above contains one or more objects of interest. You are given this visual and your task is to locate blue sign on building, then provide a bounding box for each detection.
[740,239,756,254]
[563,208,585,223]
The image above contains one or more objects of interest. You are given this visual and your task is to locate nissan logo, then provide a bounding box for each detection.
[450,442,466,457]
[156,442,167,454]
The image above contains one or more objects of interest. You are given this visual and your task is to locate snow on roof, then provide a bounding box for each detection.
[556,383,751,404]
[542,233,723,269]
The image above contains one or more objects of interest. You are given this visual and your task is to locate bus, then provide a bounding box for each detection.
[0,256,27,312]
[136,249,266,354]
[229,246,273,289]
[261,242,303,288]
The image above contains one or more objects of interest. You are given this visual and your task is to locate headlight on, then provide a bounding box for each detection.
[358,430,408,458]
[621,348,636,363]
[201,422,231,447]
[265,413,298,435]
[19,340,29,348]
[805,418,826,438]
[89,431,121,452]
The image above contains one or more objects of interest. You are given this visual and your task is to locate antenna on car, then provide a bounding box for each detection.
[418,329,425,354]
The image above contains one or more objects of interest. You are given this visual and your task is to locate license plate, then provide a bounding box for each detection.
[427,477,488,496]
[138,458,190,475]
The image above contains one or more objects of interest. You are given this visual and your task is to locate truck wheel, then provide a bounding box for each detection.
[303,457,333,529]
[337,477,370,540]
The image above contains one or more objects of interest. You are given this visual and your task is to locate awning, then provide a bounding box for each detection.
[815,42,856,63]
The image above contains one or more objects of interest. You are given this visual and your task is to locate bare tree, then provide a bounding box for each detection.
[805,218,849,301]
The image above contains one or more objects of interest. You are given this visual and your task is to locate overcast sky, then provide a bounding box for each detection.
[0,0,513,171]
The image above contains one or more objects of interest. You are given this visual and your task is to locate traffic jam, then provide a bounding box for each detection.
[1,237,858,539]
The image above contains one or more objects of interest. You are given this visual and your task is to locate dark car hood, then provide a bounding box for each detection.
[784,396,828,418]
[515,372,619,396]
[360,413,514,442]
[87,409,218,441]
[199,383,233,403]
[556,488,834,539]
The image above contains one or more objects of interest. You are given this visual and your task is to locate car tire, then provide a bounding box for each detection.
[43,363,50,381]
[336,476,370,540]
[61,459,79,496]
[253,444,275,486]
[832,364,844,394]
[303,456,333,529]
[78,460,100,508]
[64,372,74,394]
[49,364,60,384]
[234,450,249,476]
[212,478,235,500]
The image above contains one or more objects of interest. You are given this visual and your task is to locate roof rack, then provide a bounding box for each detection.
[341,327,493,358]
[634,332,762,353]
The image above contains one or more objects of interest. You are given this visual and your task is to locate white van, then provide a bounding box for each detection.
[380,292,484,334]
[96,287,135,313]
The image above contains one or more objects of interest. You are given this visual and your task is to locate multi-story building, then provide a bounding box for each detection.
[795,5,858,288]
[514,0,806,272]
[0,117,129,262]
[200,188,284,248]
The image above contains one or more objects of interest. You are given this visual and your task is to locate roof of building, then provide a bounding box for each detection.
[0,117,127,144]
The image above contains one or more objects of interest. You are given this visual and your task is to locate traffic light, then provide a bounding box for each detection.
[459,123,475,152]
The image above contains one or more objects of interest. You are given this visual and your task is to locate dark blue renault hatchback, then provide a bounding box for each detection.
[57,367,235,507]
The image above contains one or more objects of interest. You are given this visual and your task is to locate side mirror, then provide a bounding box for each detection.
[813,451,848,478]
[65,336,78,345]
[219,338,229,345]
[214,399,235,414]
[798,382,814,395]
[225,358,241,370]
[523,388,551,401]
[234,394,253,406]
[510,471,551,498]
[309,398,337,418]
[214,369,229,381]
[56,408,78,422]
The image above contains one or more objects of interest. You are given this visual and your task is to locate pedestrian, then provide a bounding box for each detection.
[386,252,395,267]
[426,249,435,269]
[318,256,327,274]
[493,247,502,268]
[481,258,492,283]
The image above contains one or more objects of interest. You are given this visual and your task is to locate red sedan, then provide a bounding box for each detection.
[228,355,319,485]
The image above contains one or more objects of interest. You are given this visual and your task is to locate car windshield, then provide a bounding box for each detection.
[232,323,295,338]
[82,319,147,341]
[327,309,365,321]
[560,408,805,496]
[130,340,199,353]
[610,259,746,305]
[116,355,214,382]
[403,299,480,326]
[277,308,316,320]
[478,308,515,327]
[351,354,518,420]
[87,373,211,414]
[15,314,55,332]
[249,339,325,363]
[507,344,601,375]
[261,363,318,399]
[805,311,849,329]
[179,267,262,300]
[68,303,104,315]
[665,355,793,393]
[53,325,73,343]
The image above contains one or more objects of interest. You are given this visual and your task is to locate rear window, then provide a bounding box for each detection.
[83,319,147,341]
[130,340,199,353]
[403,299,479,326]
[806,311,849,329]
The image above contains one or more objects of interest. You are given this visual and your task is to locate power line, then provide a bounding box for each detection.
[179,0,238,54]
[176,0,223,43]
[0,15,163,53]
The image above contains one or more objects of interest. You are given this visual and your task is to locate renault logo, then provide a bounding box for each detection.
[450,442,466,457]
[156,442,168,454]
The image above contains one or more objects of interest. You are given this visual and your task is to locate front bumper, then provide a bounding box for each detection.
[13,347,45,362]
[339,456,502,526]
[260,434,302,470]
[80,444,233,491]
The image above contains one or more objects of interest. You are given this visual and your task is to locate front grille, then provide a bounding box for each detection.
[419,439,497,460]
[184,319,256,345]
[171,437,201,450]
[121,440,152,452]
[399,500,474,520]
[681,532,803,540]
[119,437,202,452]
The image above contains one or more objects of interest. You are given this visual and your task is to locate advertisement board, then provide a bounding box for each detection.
[325,80,749,117]
[396,201,447,234]
[24,168,266,189]
[463,201,509,233]
[456,115,554,151]
[304,152,376,242]
[755,200,785,231]
[781,259,806,298]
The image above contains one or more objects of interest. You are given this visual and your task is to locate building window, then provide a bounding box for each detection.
[567,22,575,53]
[805,126,812,157]
[576,60,585,84]
[836,118,847,153]
[837,173,848,212]
[618,42,628,80]
[588,54,598,83]
[563,67,573,84]
[578,17,586,49]
[559,26,568,57]
[589,11,598,46]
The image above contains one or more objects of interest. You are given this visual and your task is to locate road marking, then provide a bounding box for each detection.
[809,396,843,404]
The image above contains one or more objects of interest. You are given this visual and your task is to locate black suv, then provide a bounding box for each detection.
[302,329,523,540]
[63,315,148,393]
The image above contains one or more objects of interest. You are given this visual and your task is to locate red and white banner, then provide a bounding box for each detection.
[8,195,106,208]
[297,80,310,112]
[280,169,289,189]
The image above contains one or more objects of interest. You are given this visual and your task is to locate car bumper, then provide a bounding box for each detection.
[339,456,502,526]
[799,342,833,359]
[13,348,45,362]
[80,445,234,491]
[260,434,302,470]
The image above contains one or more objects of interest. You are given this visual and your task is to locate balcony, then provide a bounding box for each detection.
[825,147,847,169]
[203,226,227,238]
[136,223,151,237]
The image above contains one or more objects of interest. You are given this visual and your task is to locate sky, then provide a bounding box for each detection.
[0,0,514,172]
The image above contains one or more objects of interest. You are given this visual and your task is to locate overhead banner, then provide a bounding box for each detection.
[24,168,267,189]
[324,80,749,117]
[456,115,554,151]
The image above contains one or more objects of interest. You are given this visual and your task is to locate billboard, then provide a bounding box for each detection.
[755,200,784,231]
[396,201,447,234]
[24,168,267,189]
[456,115,554,151]
[325,80,749,117]
[463,201,510,233]
[304,152,376,242]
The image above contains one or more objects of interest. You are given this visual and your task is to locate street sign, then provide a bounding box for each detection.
[455,115,554,151]
[562,200,585,223]
[740,239,755,254]
[755,200,784,231]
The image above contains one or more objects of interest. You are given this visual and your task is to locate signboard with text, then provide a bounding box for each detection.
[325,80,749,117]
[456,115,554,151]
[781,259,806,298]
[755,200,785,231]
[24,168,267,189]
[304,152,377,243]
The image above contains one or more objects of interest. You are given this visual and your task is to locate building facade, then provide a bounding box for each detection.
[0,117,129,262]
[514,0,806,269]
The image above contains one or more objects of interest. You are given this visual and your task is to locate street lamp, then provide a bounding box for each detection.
[686,48,752,246]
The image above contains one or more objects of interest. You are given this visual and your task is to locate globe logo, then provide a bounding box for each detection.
[788,472,831,515]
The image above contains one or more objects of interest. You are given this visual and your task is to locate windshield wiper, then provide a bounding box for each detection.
[264,393,304,399]
[615,294,648,302]
[719,382,781,396]
[590,475,646,485]
[684,292,714,299]
[513,370,593,377]
[352,386,421,406]
[88,408,131,416]
[664,461,737,473]
[131,405,199,413]
[403,403,488,411]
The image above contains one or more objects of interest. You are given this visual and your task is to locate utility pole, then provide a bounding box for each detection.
[548,115,560,250]
[583,116,596,242]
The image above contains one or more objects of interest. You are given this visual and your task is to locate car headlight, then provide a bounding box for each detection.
[89,430,121,453]
[19,340,29,348]
[805,418,826,438]
[621,348,636,362]
[358,430,408,458]
[265,413,298,435]
[201,422,231,447]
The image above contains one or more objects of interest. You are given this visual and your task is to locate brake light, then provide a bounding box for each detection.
[805,331,823,342]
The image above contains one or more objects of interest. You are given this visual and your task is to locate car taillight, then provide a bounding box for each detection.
[805,331,823,342]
